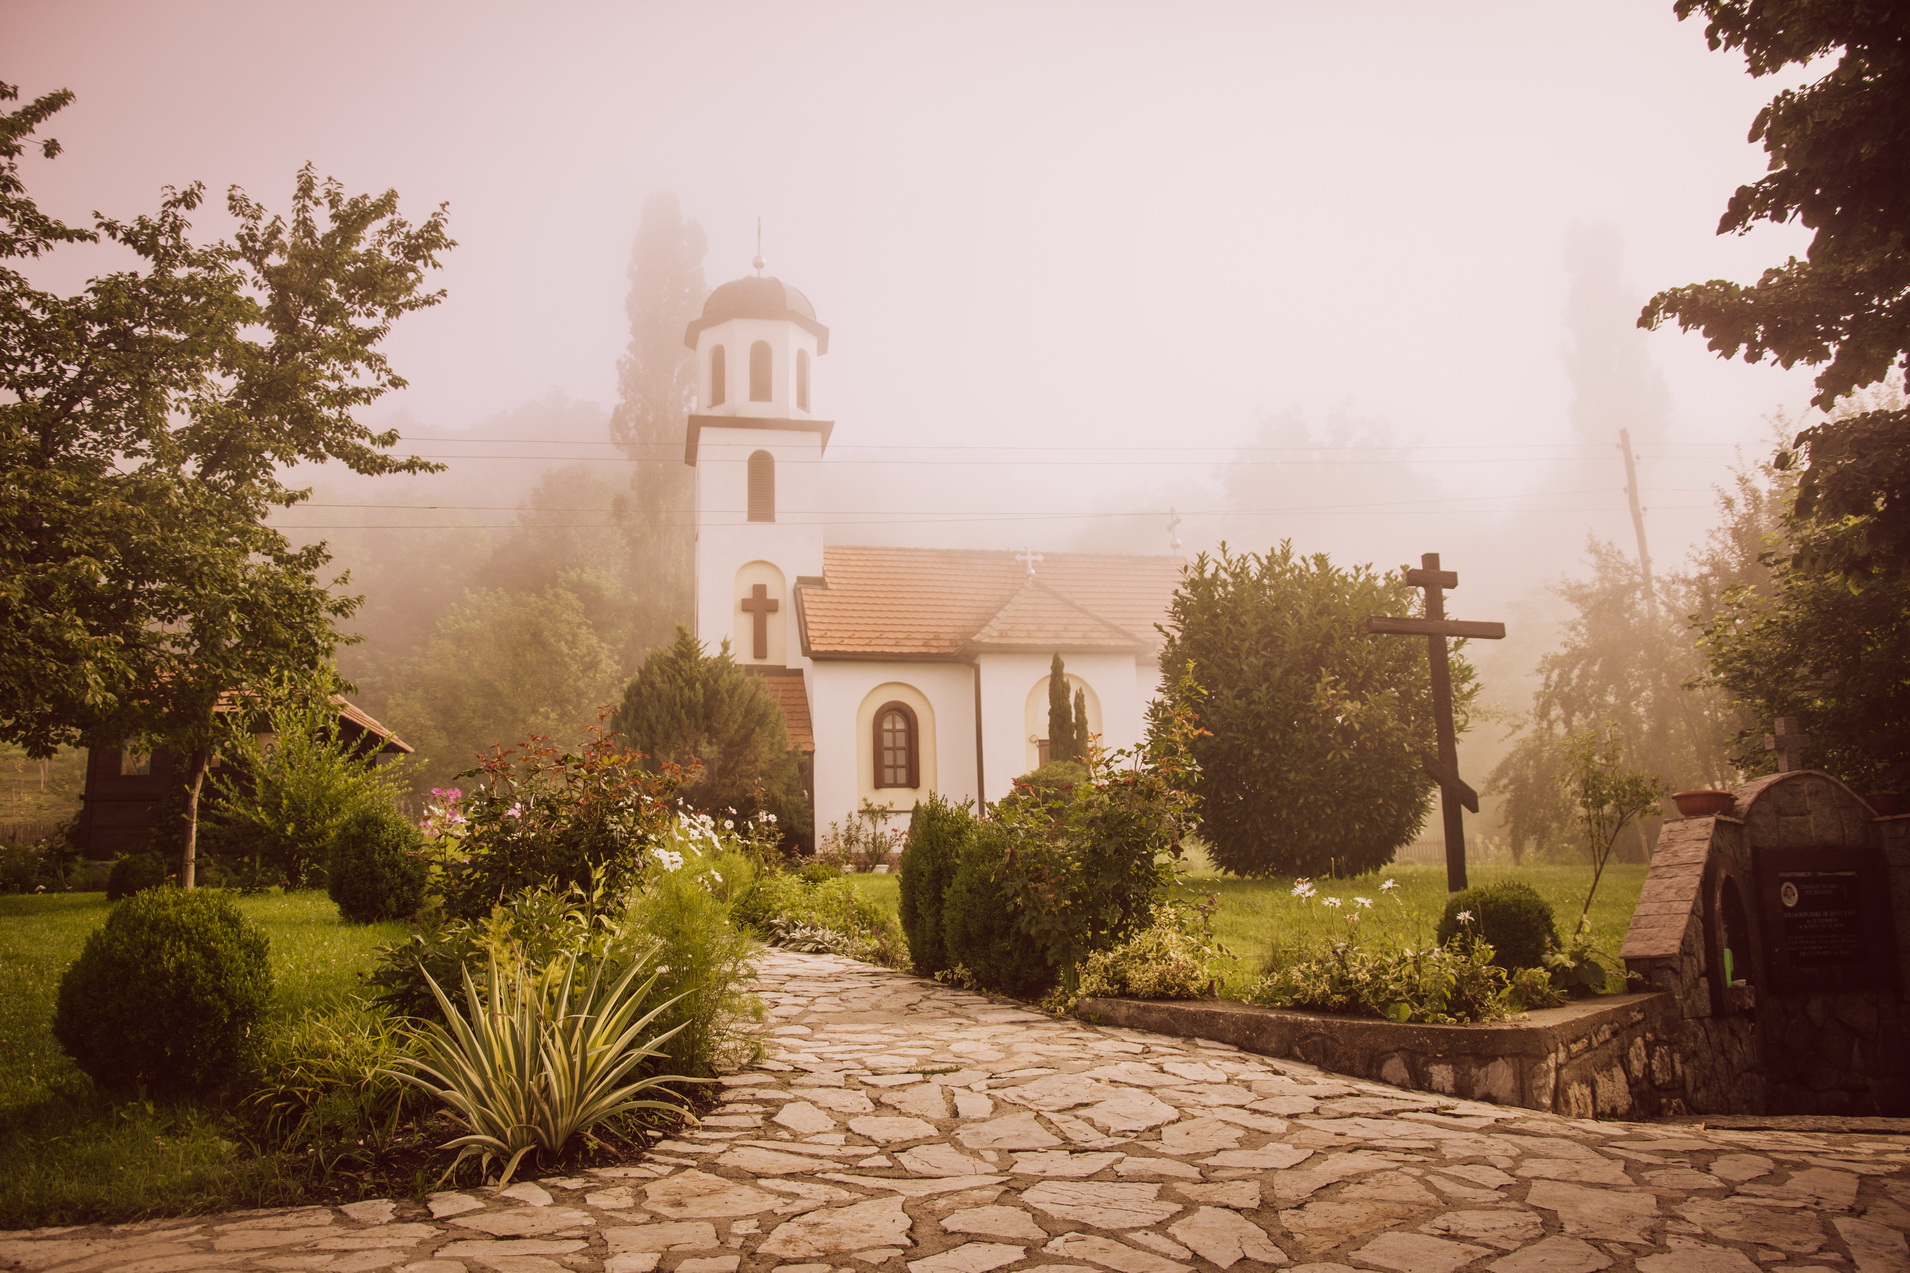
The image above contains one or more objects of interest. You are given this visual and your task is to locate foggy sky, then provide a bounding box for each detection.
[10,0,1819,624]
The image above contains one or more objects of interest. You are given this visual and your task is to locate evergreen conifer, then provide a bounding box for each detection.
[612,628,810,846]
[1072,686,1090,759]
[1047,653,1075,763]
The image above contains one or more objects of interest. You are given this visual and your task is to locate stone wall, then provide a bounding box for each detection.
[1078,992,1688,1118]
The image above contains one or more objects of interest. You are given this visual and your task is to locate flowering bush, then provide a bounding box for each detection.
[1075,898,1224,1003]
[432,727,682,921]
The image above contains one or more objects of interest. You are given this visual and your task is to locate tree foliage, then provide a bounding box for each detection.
[1641,2,1910,584]
[1046,653,1081,764]
[390,580,622,789]
[609,194,708,647]
[0,82,450,885]
[610,628,810,844]
[1160,545,1463,877]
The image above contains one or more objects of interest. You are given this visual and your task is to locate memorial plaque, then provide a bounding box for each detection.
[1757,847,1899,994]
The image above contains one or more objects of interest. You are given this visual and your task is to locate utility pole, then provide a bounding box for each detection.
[1618,428,1656,619]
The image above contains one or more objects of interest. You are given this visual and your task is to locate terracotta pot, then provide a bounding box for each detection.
[1672,789,1736,818]
[1863,793,1905,817]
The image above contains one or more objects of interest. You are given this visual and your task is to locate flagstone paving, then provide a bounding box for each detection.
[5,949,1910,1273]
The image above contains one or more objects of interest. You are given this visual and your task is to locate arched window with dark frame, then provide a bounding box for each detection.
[709,345,727,407]
[796,348,811,411]
[874,702,918,789]
[749,341,772,401]
[747,450,776,522]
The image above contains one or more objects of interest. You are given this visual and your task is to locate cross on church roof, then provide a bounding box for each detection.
[1015,549,1044,577]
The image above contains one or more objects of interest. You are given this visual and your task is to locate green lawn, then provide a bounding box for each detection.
[0,890,406,1227]
[848,857,1646,995]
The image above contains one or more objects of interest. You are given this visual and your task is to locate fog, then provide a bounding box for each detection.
[10,1,1820,797]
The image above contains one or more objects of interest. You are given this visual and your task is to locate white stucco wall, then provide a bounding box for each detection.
[692,425,824,659]
[806,661,980,836]
[696,316,822,420]
[973,651,1148,801]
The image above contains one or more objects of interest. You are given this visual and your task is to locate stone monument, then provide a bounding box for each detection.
[1622,759,1910,1115]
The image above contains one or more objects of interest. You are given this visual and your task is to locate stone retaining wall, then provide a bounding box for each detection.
[1077,992,1687,1118]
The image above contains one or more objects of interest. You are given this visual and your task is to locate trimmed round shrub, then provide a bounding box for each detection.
[940,824,1057,998]
[1435,881,1558,970]
[106,851,171,901]
[328,806,429,923]
[897,794,974,977]
[54,888,273,1092]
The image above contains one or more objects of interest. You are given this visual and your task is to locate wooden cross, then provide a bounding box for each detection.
[1015,549,1044,577]
[741,583,779,660]
[1765,716,1811,773]
[1365,553,1507,892]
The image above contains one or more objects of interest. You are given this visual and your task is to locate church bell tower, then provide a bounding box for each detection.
[682,262,830,668]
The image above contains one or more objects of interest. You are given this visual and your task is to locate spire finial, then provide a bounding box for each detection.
[753,217,766,275]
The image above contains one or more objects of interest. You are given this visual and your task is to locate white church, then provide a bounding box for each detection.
[680,269,1184,837]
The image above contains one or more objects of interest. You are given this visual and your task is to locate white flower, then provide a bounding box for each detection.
[1457,910,1474,923]
[1380,879,1398,892]
[709,869,723,884]
[1290,879,1317,899]
[651,847,684,872]
[1322,897,1343,908]
[723,819,735,830]
[1354,897,1373,909]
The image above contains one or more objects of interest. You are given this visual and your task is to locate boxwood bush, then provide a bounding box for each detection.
[105,851,171,901]
[896,795,972,976]
[1435,880,1558,970]
[328,805,428,923]
[54,888,273,1092]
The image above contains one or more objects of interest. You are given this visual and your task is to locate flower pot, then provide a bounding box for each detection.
[1672,790,1736,818]
[1863,793,1905,817]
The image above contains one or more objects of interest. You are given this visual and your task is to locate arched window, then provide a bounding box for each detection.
[747,450,775,522]
[709,345,727,407]
[874,702,919,788]
[749,341,772,402]
[796,349,811,411]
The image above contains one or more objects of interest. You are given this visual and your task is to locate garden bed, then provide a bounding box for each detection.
[1078,990,1684,1119]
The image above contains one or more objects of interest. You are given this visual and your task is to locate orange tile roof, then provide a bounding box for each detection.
[748,667,815,752]
[797,546,1184,659]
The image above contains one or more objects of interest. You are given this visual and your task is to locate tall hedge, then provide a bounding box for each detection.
[897,795,973,976]
[1160,544,1475,877]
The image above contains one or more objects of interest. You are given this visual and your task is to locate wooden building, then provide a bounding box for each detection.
[75,695,412,859]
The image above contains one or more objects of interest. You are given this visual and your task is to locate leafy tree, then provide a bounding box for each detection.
[1047,653,1077,763]
[0,83,451,886]
[1641,2,1910,585]
[1160,544,1468,877]
[389,581,622,788]
[1488,541,1739,861]
[1562,727,1666,926]
[610,628,809,844]
[204,675,414,890]
[1696,441,1910,791]
[609,194,708,648]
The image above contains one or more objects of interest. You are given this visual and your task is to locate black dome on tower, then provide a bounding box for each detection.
[684,276,829,352]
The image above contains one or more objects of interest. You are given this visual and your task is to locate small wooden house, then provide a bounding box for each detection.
[75,695,412,859]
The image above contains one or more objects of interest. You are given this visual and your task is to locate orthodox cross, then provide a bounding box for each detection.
[1766,716,1811,773]
[741,583,779,660]
[1365,553,1506,892]
[1016,549,1044,577]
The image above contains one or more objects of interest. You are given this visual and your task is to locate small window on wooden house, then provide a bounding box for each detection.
[709,345,727,407]
[749,341,772,401]
[796,349,811,411]
[747,450,776,522]
[874,703,919,788]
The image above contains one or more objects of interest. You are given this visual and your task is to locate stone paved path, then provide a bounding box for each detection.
[5,949,1910,1273]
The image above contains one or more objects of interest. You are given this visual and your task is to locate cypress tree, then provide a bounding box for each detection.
[1047,653,1075,763]
[1072,686,1090,760]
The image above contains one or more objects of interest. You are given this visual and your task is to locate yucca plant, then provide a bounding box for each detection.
[391,944,697,1186]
